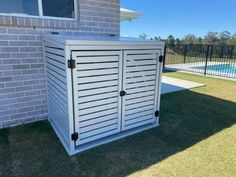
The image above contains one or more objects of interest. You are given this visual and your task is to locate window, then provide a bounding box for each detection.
[42,0,75,18]
[0,0,39,16]
[0,0,76,19]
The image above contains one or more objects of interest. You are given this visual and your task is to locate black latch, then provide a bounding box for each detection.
[155,111,160,117]
[68,60,76,69]
[159,55,164,62]
[51,31,59,35]
[120,91,127,97]
[71,132,79,141]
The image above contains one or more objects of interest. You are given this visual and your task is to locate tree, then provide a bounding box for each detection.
[196,37,203,44]
[227,33,236,44]
[139,33,147,39]
[219,31,231,44]
[166,35,175,48]
[232,33,236,38]
[182,34,197,44]
[154,36,161,41]
[162,31,236,45]
[176,38,181,45]
[204,32,219,44]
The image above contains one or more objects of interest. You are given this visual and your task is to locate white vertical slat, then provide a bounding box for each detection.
[154,52,161,125]
[72,51,80,147]
[65,45,77,154]
[121,51,127,131]
[38,0,43,16]
[118,50,123,137]
[155,48,165,125]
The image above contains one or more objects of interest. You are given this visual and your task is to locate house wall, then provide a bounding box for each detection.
[0,0,120,128]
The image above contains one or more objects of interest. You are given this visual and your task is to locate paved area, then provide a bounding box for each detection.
[161,76,206,94]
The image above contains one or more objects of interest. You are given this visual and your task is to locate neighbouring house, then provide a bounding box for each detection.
[0,0,143,128]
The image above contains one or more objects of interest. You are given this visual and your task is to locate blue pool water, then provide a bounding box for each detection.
[194,64,236,74]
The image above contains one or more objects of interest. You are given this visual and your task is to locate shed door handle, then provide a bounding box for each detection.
[120,91,127,97]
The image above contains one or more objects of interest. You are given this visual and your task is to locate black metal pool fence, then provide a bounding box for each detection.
[164,44,236,79]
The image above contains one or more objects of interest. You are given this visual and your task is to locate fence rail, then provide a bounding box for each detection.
[164,44,236,79]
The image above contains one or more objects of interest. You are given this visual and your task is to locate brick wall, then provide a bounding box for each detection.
[0,0,120,128]
[79,0,120,34]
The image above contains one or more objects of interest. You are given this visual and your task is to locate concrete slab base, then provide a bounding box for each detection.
[161,76,206,94]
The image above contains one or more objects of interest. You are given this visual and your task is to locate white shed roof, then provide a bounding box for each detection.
[44,34,164,46]
[120,8,143,21]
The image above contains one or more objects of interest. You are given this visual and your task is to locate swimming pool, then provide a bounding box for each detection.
[166,62,236,79]
[193,64,236,74]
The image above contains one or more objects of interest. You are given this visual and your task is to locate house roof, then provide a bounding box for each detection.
[120,8,143,21]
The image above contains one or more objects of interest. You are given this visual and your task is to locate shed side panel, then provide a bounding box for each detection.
[44,40,70,150]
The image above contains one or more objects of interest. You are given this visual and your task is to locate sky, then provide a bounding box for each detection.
[121,0,236,39]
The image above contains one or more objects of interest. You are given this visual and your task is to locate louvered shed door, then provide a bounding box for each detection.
[122,50,161,131]
[72,51,122,146]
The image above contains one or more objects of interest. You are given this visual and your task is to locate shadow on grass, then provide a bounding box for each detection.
[0,90,236,177]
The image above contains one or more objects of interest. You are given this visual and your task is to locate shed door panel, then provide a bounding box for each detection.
[122,50,161,131]
[72,51,122,146]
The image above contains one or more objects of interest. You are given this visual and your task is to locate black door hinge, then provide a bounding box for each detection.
[120,90,127,97]
[155,111,160,117]
[71,132,79,141]
[68,59,76,69]
[159,55,164,62]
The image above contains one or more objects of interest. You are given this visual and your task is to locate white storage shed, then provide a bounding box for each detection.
[43,35,165,155]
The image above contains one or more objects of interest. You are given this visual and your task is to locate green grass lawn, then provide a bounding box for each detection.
[0,72,236,177]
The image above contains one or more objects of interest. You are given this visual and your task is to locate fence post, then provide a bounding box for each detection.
[209,45,213,61]
[204,45,210,75]
[163,44,167,68]
[230,46,234,59]
[183,44,187,63]
[220,45,224,58]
